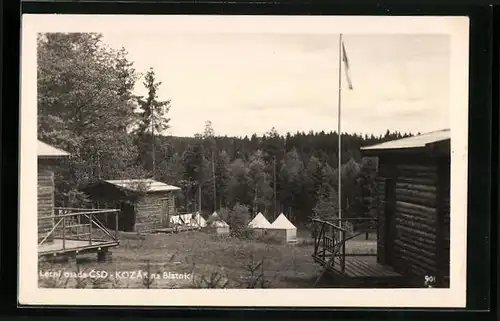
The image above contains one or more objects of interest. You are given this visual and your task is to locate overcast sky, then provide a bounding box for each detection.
[101,32,450,138]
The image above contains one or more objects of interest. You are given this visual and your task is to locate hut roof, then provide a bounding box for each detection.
[248,212,272,228]
[270,213,296,230]
[37,140,70,158]
[361,129,450,151]
[103,179,181,193]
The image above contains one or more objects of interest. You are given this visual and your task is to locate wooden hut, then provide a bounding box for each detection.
[37,140,70,243]
[360,129,450,287]
[82,179,181,233]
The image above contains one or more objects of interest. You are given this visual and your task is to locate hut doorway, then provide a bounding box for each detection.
[160,198,170,228]
[384,178,396,265]
[118,201,135,232]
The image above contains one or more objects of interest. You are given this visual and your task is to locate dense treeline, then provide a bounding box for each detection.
[38,32,414,225]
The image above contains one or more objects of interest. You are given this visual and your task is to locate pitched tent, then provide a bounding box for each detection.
[207,211,230,235]
[192,212,207,228]
[248,212,272,229]
[269,213,297,243]
[179,213,193,225]
[178,212,207,228]
[169,215,182,226]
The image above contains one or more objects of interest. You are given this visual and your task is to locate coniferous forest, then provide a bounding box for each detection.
[38,32,416,226]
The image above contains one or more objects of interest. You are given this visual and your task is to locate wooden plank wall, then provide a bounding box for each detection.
[38,167,54,243]
[438,161,451,285]
[377,159,439,279]
[375,177,387,264]
[390,162,440,279]
[135,192,176,232]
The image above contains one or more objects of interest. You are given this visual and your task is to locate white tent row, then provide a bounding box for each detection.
[247,212,297,243]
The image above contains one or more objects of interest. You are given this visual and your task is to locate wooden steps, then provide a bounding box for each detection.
[313,255,407,287]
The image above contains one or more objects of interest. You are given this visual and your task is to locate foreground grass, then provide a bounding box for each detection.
[39,230,377,289]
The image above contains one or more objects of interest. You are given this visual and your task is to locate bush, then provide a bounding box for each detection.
[233,228,257,240]
[217,204,250,235]
[257,232,283,245]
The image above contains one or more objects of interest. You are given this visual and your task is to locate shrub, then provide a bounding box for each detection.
[257,233,283,245]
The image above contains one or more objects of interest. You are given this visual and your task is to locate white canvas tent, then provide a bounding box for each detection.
[168,213,206,230]
[269,213,297,243]
[207,211,230,235]
[178,212,207,228]
[248,212,272,229]
[192,212,207,228]
[179,213,192,225]
[169,215,182,226]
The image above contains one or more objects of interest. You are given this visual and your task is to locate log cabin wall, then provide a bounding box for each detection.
[83,183,178,233]
[436,157,451,286]
[38,163,55,243]
[134,192,176,232]
[376,153,442,281]
[374,166,388,264]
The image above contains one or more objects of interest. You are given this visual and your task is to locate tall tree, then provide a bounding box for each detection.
[135,68,171,177]
[278,149,304,220]
[215,150,231,208]
[248,150,273,215]
[300,156,324,223]
[227,158,252,207]
[182,141,205,212]
[203,120,217,211]
[37,32,144,206]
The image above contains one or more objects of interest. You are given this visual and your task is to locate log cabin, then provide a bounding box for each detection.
[37,141,121,261]
[37,140,70,243]
[360,129,451,287]
[82,179,181,233]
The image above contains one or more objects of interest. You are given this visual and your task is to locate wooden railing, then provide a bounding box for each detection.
[38,207,120,250]
[312,217,378,274]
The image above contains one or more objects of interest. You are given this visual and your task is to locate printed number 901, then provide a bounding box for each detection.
[424,276,436,287]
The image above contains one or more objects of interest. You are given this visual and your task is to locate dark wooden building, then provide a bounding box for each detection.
[82,179,181,233]
[38,140,70,243]
[360,129,450,287]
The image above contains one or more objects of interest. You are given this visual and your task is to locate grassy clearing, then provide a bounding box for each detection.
[38,229,377,289]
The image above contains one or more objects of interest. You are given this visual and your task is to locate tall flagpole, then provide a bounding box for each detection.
[337,33,345,271]
[337,33,343,224]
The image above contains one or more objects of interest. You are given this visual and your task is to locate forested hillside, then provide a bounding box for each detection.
[37,32,415,225]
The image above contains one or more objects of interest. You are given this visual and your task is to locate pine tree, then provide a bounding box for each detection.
[135,68,171,176]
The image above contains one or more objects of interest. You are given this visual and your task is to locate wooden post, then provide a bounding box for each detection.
[341,223,346,273]
[115,210,119,240]
[62,216,66,250]
[273,156,277,219]
[89,213,93,245]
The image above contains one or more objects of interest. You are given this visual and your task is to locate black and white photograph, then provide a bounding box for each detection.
[19,15,469,307]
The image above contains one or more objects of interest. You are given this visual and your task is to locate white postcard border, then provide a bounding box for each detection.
[19,14,469,307]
